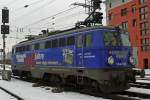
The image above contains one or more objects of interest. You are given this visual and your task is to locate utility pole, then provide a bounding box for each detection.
[3,32,6,70]
[1,7,11,81]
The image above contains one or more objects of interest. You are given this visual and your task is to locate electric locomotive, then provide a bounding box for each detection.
[11,26,135,93]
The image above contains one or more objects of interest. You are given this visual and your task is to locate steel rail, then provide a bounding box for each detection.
[0,86,24,100]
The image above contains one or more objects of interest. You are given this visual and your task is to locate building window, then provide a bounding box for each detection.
[108,13,114,21]
[139,0,147,4]
[109,3,112,8]
[141,38,150,51]
[141,46,150,51]
[140,22,149,36]
[132,19,137,27]
[140,6,148,20]
[122,0,128,2]
[121,8,128,16]
[132,5,136,13]
[141,38,149,45]
[121,21,128,30]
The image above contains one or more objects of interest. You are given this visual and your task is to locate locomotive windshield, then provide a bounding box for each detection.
[120,32,131,46]
[103,31,121,46]
[103,31,130,46]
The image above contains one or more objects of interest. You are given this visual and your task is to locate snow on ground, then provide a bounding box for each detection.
[0,64,150,100]
[0,76,108,100]
[136,75,150,78]
[145,69,150,75]
[136,79,150,83]
[136,69,150,80]
[0,89,17,100]
[127,87,150,95]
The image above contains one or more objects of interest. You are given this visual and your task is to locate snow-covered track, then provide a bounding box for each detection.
[119,91,150,99]
[11,76,150,100]
[66,88,138,100]
[130,82,150,89]
[136,78,150,81]
[0,86,24,100]
[84,92,138,100]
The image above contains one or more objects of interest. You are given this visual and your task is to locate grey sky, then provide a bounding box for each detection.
[0,0,106,51]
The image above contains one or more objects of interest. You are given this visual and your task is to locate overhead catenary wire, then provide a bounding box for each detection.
[10,10,86,33]
[8,36,25,40]
[42,10,86,27]
[4,0,20,6]
[11,0,44,12]
[23,6,80,28]
[11,0,57,23]
[12,7,138,33]
[3,0,144,49]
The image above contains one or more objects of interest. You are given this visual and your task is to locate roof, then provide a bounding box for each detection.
[14,25,116,47]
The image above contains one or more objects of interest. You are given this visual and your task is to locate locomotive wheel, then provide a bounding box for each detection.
[20,71,24,79]
[43,74,62,86]
[50,75,62,86]
[91,81,100,92]
[43,74,50,82]
[26,72,32,80]
[20,71,31,80]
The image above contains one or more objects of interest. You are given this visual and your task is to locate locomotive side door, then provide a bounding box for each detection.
[76,34,84,67]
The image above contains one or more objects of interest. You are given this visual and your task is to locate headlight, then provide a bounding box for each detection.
[129,56,135,65]
[108,56,115,65]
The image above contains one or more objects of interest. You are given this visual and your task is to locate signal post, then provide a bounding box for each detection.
[1,7,11,81]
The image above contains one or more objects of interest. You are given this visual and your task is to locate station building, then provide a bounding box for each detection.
[106,0,150,69]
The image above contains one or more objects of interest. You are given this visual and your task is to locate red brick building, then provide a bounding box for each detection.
[106,0,150,69]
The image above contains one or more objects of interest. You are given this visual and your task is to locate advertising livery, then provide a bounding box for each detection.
[11,26,135,93]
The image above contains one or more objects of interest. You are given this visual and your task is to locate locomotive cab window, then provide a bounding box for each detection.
[45,40,51,49]
[77,35,83,48]
[12,48,14,54]
[52,39,58,48]
[59,38,66,47]
[67,36,75,46]
[84,34,92,47]
[19,47,22,52]
[22,46,26,51]
[34,43,40,50]
[26,45,30,51]
[16,47,19,53]
[121,32,131,46]
[103,32,121,46]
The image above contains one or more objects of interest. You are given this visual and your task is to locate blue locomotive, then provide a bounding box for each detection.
[11,26,135,93]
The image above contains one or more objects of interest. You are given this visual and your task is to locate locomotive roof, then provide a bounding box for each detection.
[14,26,116,47]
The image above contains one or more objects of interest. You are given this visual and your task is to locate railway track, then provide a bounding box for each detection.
[12,76,150,100]
[119,91,150,99]
[136,78,150,81]
[0,86,24,100]
[130,82,150,89]
[78,90,139,100]
[79,89,150,100]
